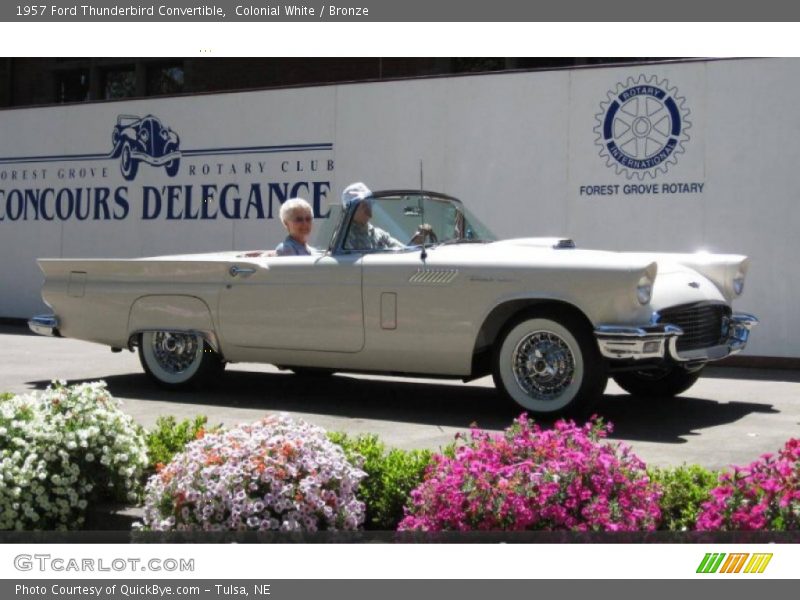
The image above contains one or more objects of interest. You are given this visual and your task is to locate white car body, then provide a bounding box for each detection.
[29,190,757,415]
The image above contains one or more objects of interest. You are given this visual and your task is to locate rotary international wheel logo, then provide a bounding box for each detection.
[594,75,691,180]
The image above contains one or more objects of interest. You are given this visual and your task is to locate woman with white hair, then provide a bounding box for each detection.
[275,197,316,256]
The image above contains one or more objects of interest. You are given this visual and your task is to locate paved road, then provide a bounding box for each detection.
[2,323,798,470]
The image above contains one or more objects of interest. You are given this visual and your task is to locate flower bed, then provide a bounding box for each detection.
[398,416,661,532]
[2,380,797,534]
[140,414,366,531]
[0,381,147,530]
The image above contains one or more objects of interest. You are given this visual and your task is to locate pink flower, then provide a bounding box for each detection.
[398,415,660,532]
[696,437,800,531]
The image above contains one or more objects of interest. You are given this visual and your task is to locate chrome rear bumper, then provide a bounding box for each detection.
[595,313,758,363]
[28,314,61,337]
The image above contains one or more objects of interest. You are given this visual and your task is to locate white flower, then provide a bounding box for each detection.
[0,381,147,530]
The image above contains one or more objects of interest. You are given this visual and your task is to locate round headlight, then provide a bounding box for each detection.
[733,274,745,296]
[637,277,653,305]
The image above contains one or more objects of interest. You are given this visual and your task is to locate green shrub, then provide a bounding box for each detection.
[648,464,720,531]
[328,432,449,530]
[0,392,13,401]
[145,415,218,473]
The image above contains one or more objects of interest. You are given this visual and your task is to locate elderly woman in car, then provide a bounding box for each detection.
[275,197,316,256]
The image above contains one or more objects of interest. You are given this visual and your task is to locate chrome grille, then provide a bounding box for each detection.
[657,303,731,352]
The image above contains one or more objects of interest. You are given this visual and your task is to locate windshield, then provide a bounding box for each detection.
[314,204,343,250]
[329,193,497,253]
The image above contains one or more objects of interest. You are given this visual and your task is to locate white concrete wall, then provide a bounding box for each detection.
[0,58,796,357]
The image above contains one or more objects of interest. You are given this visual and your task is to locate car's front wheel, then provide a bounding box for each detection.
[612,365,703,398]
[120,141,139,181]
[492,308,607,417]
[164,143,180,177]
[138,331,225,389]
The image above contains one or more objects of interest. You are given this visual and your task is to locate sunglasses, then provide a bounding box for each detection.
[291,215,313,223]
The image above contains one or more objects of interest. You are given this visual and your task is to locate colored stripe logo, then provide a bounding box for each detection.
[697,553,772,574]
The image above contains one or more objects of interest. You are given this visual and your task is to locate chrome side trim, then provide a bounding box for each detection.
[594,324,683,360]
[28,314,61,337]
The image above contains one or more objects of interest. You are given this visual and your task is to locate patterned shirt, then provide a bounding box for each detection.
[275,236,314,256]
[344,222,404,251]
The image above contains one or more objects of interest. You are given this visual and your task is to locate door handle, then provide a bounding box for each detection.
[229,265,256,277]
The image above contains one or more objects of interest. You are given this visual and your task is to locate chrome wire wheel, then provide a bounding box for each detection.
[512,331,576,401]
[151,332,201,374]
[493,311,604,416]
[140,331,205,386]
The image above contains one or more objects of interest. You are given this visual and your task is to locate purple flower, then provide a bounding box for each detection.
[140,415,366,532]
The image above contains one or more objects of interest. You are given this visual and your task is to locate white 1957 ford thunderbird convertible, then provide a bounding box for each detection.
[29,190,757,416]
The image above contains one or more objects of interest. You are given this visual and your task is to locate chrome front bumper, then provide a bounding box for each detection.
[131,150,181,166]
[28,314,61,337]
[595,313,758,363]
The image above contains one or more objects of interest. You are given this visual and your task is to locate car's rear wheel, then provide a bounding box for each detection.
[492,308,607,417]
[138,331,225,389]
[612,365,703,398]
[120,141,138,181]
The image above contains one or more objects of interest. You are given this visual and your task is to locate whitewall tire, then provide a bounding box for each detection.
[138,331,224,388]
[492,309,606,416]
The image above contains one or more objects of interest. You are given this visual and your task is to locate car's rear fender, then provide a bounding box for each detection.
[127,295,221,354]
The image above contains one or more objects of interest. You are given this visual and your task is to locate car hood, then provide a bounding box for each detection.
[434,238,677,272]
[430,237,748,303]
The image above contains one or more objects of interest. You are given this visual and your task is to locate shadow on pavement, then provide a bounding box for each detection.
[30,370,515,431]
[0,322,35,336]
[28,368,780,444]
[594,393,778,444]
[702,366,800,384]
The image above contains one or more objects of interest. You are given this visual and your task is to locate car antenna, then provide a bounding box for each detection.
[419,160,427,261]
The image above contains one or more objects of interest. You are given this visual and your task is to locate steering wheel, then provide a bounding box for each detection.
[410,224,438,246]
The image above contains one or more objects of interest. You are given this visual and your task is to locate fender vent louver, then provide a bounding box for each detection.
[409,269,459,284]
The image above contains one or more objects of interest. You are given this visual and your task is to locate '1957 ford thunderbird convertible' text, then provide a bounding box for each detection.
[29,190,758,416]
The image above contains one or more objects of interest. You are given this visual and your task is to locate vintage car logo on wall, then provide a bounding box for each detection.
[594,75,691,180]
[110,114,181,181]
